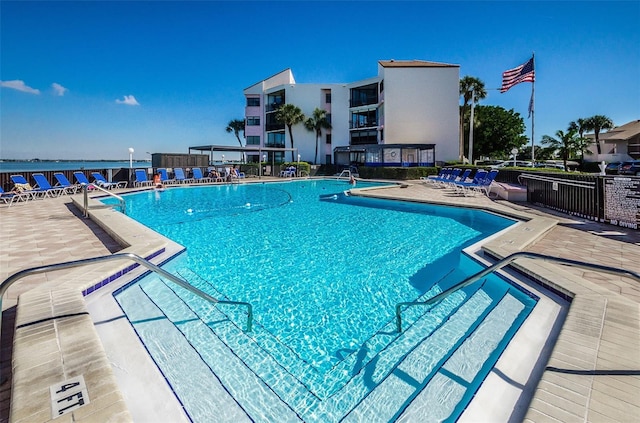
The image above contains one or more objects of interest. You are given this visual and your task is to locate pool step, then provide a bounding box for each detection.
[346,286,527,422]
[116,279,302,423]
[118,275,532,423]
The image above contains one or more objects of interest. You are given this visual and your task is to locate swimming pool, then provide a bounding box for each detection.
[109,180,537,422]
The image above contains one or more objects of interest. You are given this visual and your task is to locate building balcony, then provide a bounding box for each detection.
[350,121,378,130]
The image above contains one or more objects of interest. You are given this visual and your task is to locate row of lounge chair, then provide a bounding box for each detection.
[0,172,127,206]
[136,167,245,187]
[420,167,499,196]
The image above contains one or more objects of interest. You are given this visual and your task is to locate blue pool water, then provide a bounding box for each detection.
[109,180,537,422]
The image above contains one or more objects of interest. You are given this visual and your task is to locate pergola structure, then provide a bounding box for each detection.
[188,144,299,178]
[188,144,298,164]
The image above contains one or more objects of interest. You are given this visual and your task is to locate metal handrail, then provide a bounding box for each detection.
[517,173,596,189]
[0,253,253,381]
[395,251,640,332]
[82,183,126,216]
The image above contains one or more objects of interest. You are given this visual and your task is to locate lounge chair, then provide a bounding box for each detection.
[92,172,128,189]
[421,168,450,184]
[134,169,154,187]
[206,167,224,182]
[279,166,296,177]
[157,168,176,185]
[453,170,498,196]
[73,171,95,189]
[91,172,127,189]
[31,173,65,197]
[0,186,31,206]
[8,175,41,200]
[192,168,212,183]
[441,168,472,187]
[174,168,194,184]
[53,172,80,194]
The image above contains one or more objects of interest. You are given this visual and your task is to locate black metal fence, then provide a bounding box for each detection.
[517,172,639,229]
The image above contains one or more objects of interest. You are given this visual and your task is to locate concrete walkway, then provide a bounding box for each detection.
[1,180,639,422]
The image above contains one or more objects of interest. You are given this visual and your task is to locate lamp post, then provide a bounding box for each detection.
[511,148,518,167]
[128,147,134,183]
[221,154,225,164]
[261,154,266,179]
[297,154,300,177]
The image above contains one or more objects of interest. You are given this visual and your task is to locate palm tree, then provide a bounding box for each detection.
[541,129,578,171]
[568,118,592,162]
[459,76,487,162]
[584,115,614,155]
[275,104,305,161]
[226,119,246,162]
[304,108,332,164]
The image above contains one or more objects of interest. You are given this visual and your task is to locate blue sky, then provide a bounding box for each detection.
[1,1,639,160]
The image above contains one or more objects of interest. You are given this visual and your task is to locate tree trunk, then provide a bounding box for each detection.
[288,125,295,162]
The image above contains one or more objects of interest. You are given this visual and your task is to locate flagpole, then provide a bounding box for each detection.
[531,52,535,163]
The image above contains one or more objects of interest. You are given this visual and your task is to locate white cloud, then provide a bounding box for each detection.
[0,80,40,94]
[115,95,140,106]
[51,82,68,96]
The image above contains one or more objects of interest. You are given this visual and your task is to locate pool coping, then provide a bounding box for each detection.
[7,180,639,422]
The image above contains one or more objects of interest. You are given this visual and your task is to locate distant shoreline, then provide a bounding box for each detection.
[0,160,152,173]
[0,159,151,163]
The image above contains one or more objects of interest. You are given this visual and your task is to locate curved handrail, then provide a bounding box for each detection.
[82,183,126,215]
[395,251,640,332]
[0,253,253,381]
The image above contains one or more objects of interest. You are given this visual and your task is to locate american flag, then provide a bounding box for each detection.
[501,57,535,93]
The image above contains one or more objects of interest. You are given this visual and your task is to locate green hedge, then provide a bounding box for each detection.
[357,166,440,180]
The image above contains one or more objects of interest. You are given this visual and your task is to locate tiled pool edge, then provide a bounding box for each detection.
[9,196,184,423]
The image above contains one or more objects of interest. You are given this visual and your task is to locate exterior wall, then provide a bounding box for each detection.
[283,83,346,163]
[243,62,460,164]
[380,66,459,162]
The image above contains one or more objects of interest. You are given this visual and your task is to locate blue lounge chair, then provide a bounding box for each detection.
[441,168,472,187]
[134,169,154,187]
[432,168,461,187]
[92,172,127,189]
[421,167,449,184]
[157,168,176,185]
[31,173,65,197]
[174,168,194,184]
[0,186,31,206]
[453,170,498,196]
[73,172,96,189]
[192,168,212,183]
[8,175,41,200]
[53,172,80,194]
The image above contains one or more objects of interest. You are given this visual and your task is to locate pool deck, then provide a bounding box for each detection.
[1,178,639,422]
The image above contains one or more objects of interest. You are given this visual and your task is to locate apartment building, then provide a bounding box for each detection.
[243,60,460,166]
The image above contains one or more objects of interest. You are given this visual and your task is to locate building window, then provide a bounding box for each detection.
[350,83,378,107]
[326,134,332,144]
[325,92,331,103]
[247,116,260,126]
[246,136,260,145]
[350,130,378,145]
[246,97,260,107]
[266,131,285,148]
[326,113,331,124]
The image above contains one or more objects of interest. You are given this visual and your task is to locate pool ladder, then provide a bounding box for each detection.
[0,253,254,381]
[337,169,351,180]
[395,251,640,332]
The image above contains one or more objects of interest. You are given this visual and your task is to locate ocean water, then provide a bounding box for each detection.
[0,160,151,173]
